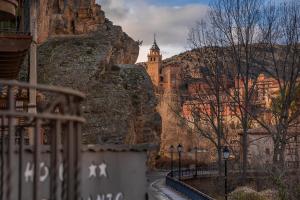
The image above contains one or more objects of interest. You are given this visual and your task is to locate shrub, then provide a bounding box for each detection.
[229,187,267,200]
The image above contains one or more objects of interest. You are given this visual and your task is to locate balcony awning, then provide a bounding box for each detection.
[0,0,18,20]
[0,33,32,79]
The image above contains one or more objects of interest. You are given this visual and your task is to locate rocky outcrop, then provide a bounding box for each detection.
[162,49,202,70]
[22,0,162,146]
[37,0,106,43]
[84,64,161,144]
[157,91,204,158]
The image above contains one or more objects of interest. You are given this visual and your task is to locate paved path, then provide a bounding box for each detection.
[147,171,190,200]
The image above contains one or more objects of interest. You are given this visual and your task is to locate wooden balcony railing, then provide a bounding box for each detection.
[0,32,31,79]
[0,0,18,20]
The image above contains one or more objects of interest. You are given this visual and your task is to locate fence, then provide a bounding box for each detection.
[0,80,85,200]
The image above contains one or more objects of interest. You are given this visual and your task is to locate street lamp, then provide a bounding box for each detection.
[169,145,175,177]
[223,146,230,200]
[177,144,183,180]
[194,147,198,177]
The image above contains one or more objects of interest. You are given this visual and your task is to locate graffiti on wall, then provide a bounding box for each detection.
[24,161,124,200]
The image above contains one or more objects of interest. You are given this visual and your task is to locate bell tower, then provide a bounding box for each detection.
[147,34,162,87]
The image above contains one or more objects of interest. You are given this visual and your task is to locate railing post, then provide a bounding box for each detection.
[6,85,16,200]
[179,151,182,181]
[0,116,4,200]
[33,119,41,200]
[28,0,37,145]
[171,150,174,177]
[195,148,198,177]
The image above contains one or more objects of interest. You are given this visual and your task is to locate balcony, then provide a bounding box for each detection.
[0,0,32,80]
[0,32,32,79]
[0,0,18,20]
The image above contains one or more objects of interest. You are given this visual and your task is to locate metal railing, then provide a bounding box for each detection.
[171,167,219,179]
[0,80,85,200]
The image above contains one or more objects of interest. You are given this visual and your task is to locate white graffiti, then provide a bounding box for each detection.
[23,162,125,200]
[99,163,107,178]
[40,162,49,182]
[24,162,49,182]
[25,161,109,182]
[86,193,124,200]
[89,162,108,179]
[89,164,97,178]
[24,162,33,182]
[59,163,63,181]
[42,193,124,200]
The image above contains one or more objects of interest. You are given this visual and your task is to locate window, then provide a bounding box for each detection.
[287,148,296,155]
[160,76,164,82]
[266,148,270,155]
[171,74,176,84]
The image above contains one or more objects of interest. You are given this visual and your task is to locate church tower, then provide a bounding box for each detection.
[147,35,162,87]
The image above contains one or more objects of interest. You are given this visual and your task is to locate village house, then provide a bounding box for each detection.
[245,126,300,168]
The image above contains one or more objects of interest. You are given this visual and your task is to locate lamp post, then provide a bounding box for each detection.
[177,144,183,180]
[194,147,198,177]
[169,145,174,177]
[223,146,230,200]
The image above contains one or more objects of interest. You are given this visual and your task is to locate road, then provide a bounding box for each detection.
[147,171,189,200]
[147,171,169,200]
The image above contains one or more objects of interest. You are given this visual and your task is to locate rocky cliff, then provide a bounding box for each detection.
[38,0,106,43]
[32,0,161,145]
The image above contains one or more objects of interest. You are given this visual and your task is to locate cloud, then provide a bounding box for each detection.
[98,0,129,19]
[97,0,209,62]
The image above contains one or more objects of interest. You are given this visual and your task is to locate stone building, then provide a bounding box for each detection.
[245,127,300,168]
[146,37,182,93]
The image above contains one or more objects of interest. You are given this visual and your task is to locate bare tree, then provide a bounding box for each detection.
[258,1,300,170]
[179,44,230,174]
[180,0,300,187]
[188,0,263,182]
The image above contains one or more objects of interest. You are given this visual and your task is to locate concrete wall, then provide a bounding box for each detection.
[3,146,148,200]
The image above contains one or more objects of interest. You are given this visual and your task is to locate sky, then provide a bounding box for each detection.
[97,0,209,62]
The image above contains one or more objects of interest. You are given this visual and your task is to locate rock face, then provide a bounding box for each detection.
[84,64,161,144]
[157,91,200,157]
[159,51,203,154]
[37,0,106,43]
[32,0,161,145]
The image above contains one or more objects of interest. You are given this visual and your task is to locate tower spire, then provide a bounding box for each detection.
[151,33,160,51]
[147,33,162,87]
